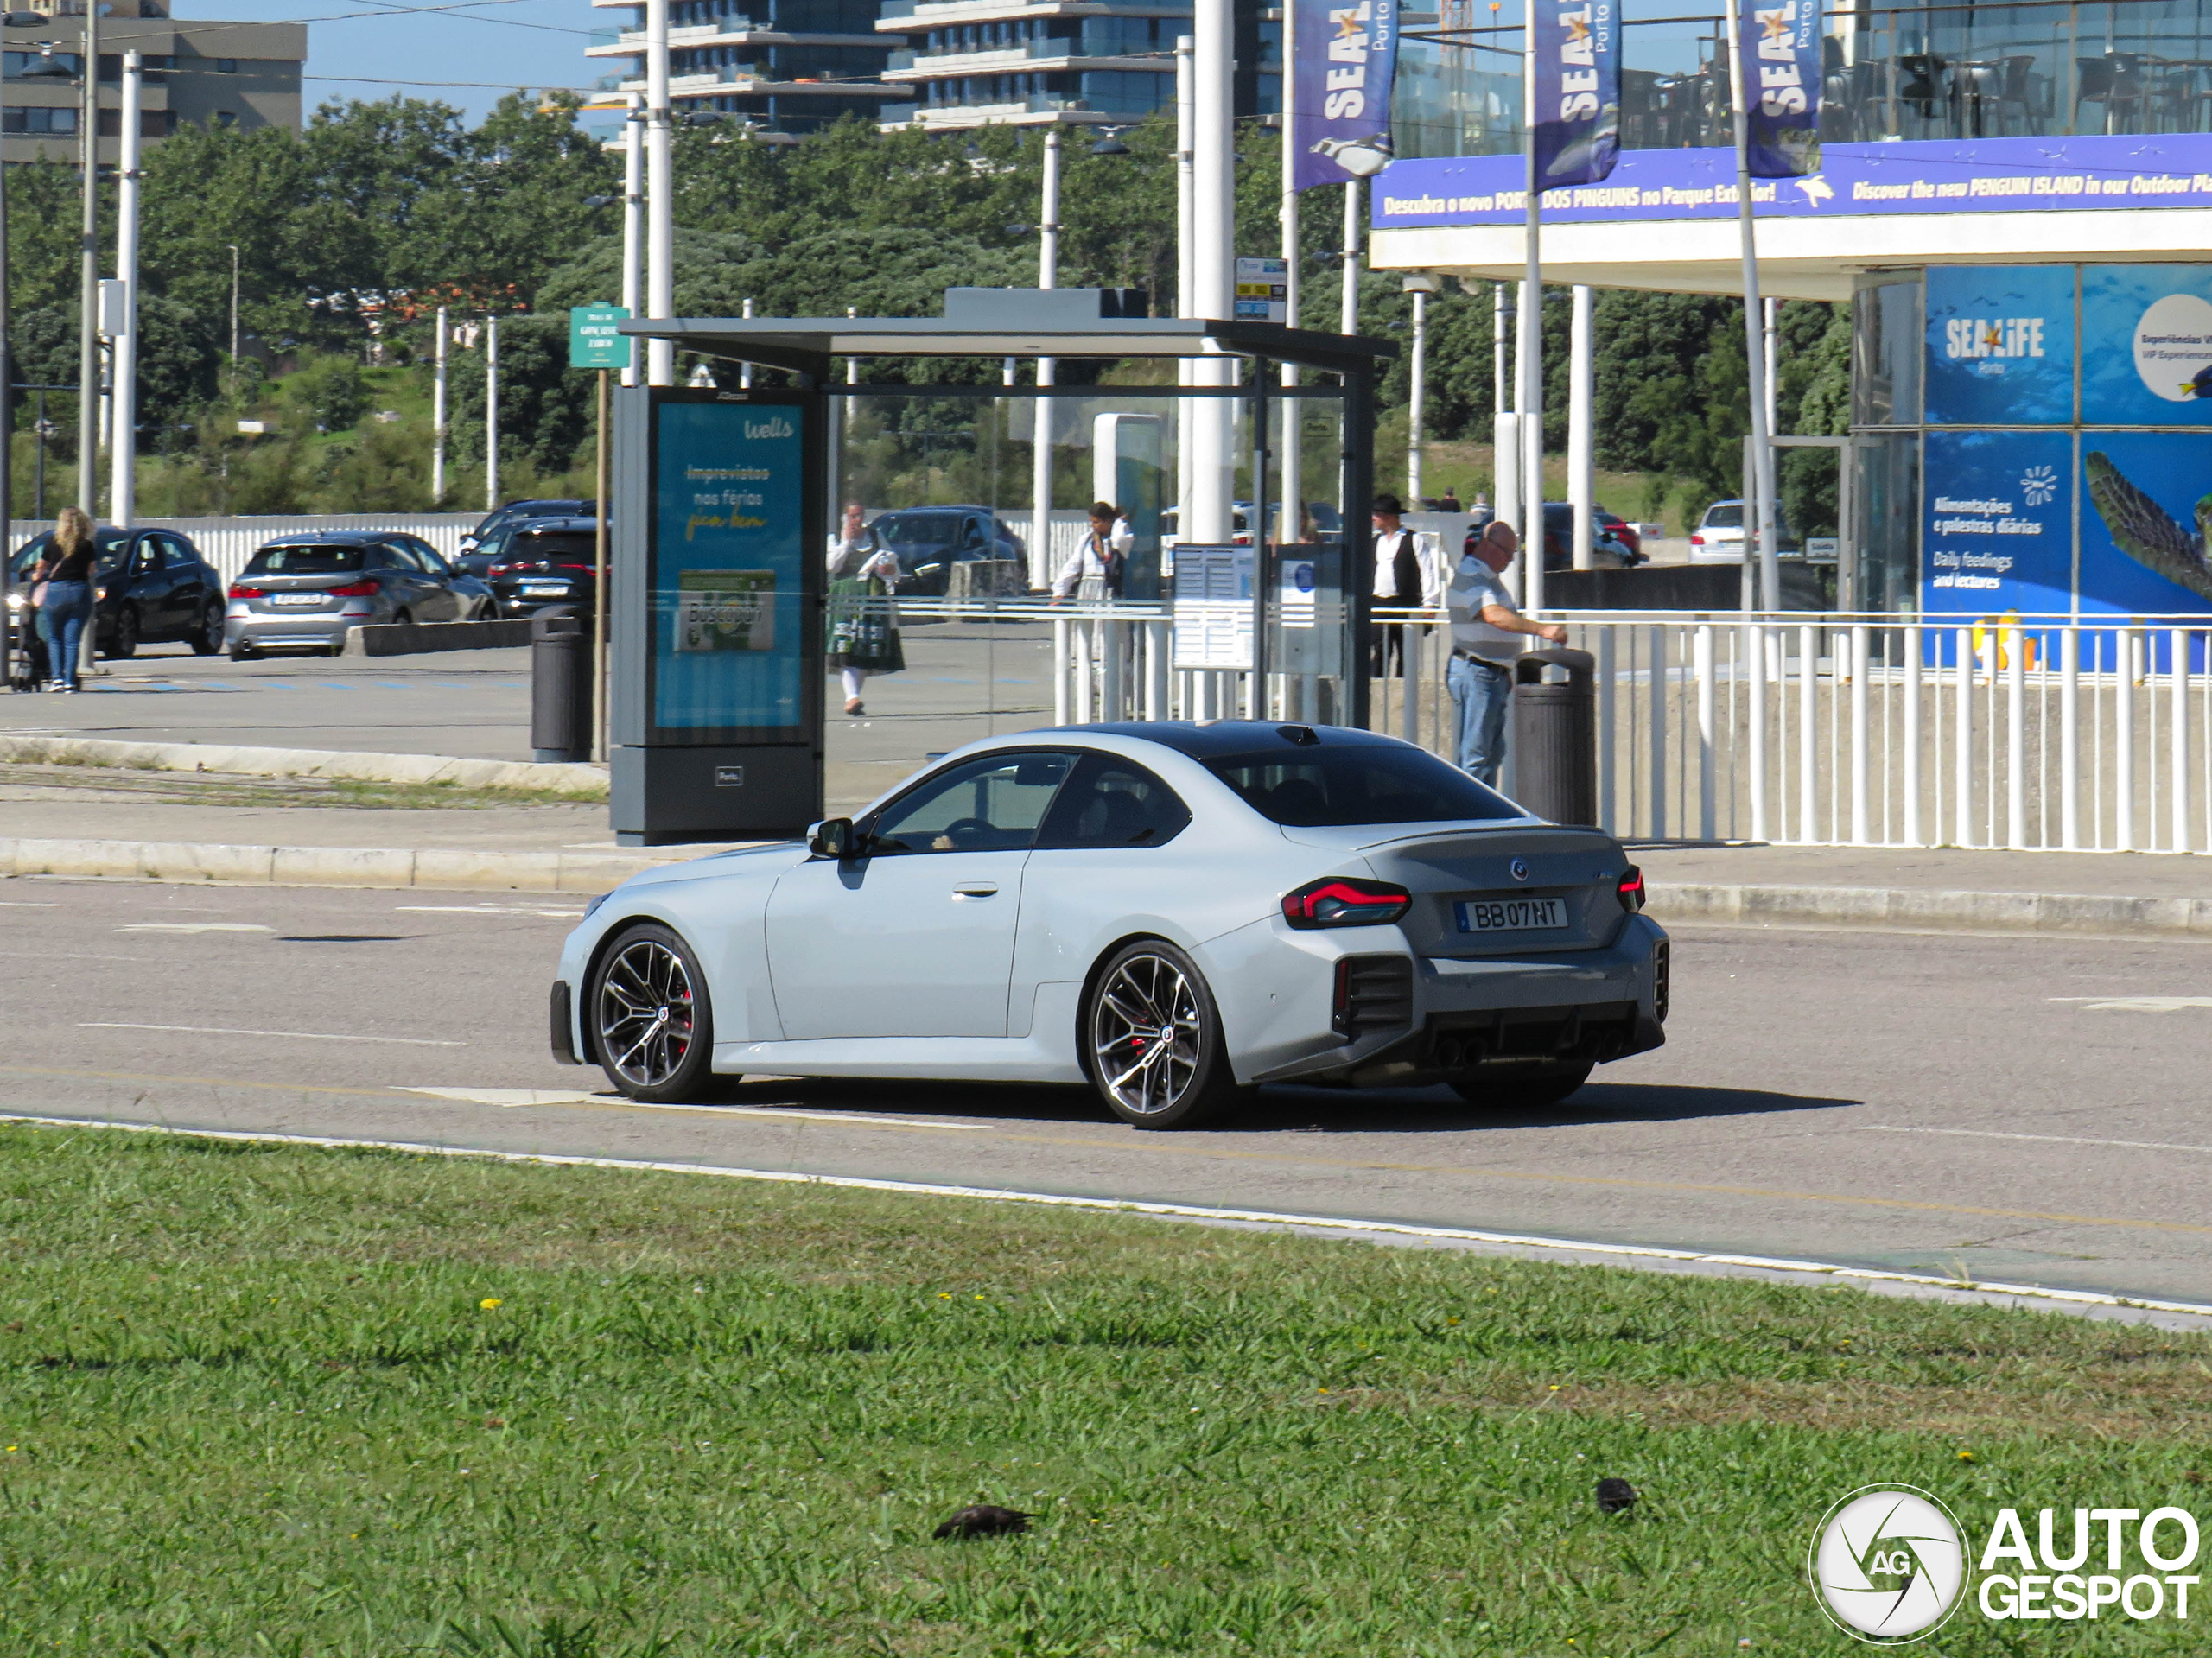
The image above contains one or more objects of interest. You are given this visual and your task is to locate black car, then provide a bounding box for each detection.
[461,498,598,556]
[866,506,1027,595]
[483,518,603,619]
[7,526,225,667]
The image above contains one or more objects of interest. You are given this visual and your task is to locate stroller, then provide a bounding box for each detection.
[4,604,49,691]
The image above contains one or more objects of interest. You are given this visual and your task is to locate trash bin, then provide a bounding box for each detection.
[1511,647,1597,827]
[531,607,592,764]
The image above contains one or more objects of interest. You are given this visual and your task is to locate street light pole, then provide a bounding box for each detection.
[226,244,240,387]
[621,92,643,391]
[110,49,140,528]
[74,0,99,518]
[485,317,499,510]
[644,0,673,388]
[1189,0,1234,549]
[1029,127,1059,592]
[430,305,448,503]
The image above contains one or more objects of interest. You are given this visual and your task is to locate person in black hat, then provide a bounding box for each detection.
[1368,492,1440,677]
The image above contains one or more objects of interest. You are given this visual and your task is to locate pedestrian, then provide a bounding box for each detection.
[1468,492,1495,530]
[1368,492,1443,677]
[1445,519,1567,787]
[30,506,99,695]
[1437,486,1463,513]
[825,502,902,717]
[1052,501,1131,601]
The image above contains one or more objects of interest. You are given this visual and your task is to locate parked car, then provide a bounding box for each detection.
[1540,503,1642,570]
[8,525,226,663]
[226,531,493,660]
[484,518,602,619]
[868,506,1027,595]
[1596,509,1640,559]
[551,721,1669,1127]
[1688,499,1796,563]
[461,498,598,555]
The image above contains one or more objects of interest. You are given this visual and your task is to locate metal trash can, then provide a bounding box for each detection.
[1510,647,1597,826]
[530,607,592,764]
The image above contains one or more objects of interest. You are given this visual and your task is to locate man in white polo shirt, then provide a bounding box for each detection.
[1446,519,1567,786]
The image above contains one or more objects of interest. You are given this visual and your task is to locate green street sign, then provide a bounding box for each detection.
[569,302,632,371]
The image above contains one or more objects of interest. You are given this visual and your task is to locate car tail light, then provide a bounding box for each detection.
[1688,534,1705,548]
[228,583,264,599]
[489,561,529,576]
[1617,866,1646,912]
[1332,955,1414,1037]
[327,579,381,598]
[1281,877,1412,929]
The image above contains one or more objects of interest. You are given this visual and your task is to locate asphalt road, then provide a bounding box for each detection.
[5,874,2212,1306]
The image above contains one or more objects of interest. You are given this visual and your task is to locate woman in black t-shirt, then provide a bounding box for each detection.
[31,506,99,692]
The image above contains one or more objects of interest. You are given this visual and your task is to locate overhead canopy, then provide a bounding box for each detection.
[616,316,1398,381]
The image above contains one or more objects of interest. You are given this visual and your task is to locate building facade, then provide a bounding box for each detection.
[874,0,1279,131]
[587,0,911,135]
[3,0,303,165]
[1367,0,2212,626]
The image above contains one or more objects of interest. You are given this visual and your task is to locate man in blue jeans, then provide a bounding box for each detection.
[1444,519,1567,786]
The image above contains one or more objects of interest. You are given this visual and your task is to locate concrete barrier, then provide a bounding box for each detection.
[343,619,533,657]
[0,835,694,893]
[0,734,607,797]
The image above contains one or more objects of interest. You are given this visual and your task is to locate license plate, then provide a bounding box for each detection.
[269,593,327,607]
[1455,897,1568,932]
[518,581,570,595]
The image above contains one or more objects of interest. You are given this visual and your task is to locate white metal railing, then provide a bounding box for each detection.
[7,515,481,583]
[1005,595,2212,854]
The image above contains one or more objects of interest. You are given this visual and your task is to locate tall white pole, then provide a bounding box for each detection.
[1190,0,1235,546]
[75,0,99,518]
[644,0,675,388]
[1175,35,1196,547]
[1408,288,1427,504]
[1519,0,1545,613]
[110,50,141,527]
[1339,181,1359,334]
[1032,129,1060,591]
[739,295,753,390]
[1278,0,1300,544]
[485,318,499,511]
[620,93,644,391]
[1568,283,1593,569]
[430,305,448,503]
[1723,0,1780,612]
[1763,294,1780,436]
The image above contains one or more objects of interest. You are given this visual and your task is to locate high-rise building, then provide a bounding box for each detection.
[3,0,305,165]
[874,0,1277,131]
[586,0,911,135]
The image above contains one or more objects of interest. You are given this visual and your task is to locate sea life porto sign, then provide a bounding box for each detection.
[1924,266,2075,425]
[1293,0,1399,191]
[1532,0,1618,187]
[1741,0,1821,177]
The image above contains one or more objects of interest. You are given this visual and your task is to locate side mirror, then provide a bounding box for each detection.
[806,817,856,860]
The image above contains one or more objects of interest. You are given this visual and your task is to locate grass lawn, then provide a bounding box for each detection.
[2,1126,2207,1655]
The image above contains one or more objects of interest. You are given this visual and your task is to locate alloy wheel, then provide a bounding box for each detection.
[597,938,696,1089]
[1090,951,1201,1117]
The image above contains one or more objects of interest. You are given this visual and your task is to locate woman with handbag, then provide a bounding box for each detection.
[825,502,904,716]
[31,507,99,694]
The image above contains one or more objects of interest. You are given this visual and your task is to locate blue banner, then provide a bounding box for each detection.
[651,399,807,736]
[1741,0,1821,177]
[1292,0,1399,193]
[2081,433,2212,618]
[1532,0,1619,187]
[1921,430,2074,617]
[2082,265,2212,428]
[1372,135,2212,229]
[1924,266,2076,427]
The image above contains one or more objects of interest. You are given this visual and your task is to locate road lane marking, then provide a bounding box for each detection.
[2048,996,2212,1013]
[1862,1124,2212,1156]
[0,902,58,907]
[115,923,273,934]
[395,905,584,918]
[80,1022,463,1046]
[2,1111,2208,1326]
[0,1062,2206,1238]
[397,1087,977,1129]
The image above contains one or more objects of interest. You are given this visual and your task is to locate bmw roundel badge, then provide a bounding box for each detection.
[1509,857,1529,882]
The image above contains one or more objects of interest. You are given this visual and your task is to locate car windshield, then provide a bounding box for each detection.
[1205,746,1522,827]
[245,544,366,575]
[874,515,963,548]
[1702,504,1745,529]
[507,533,597,562]
[11,532,128,575]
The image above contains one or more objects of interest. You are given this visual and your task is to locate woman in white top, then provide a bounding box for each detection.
[1052,502,1133,601]
[826,503,901,715]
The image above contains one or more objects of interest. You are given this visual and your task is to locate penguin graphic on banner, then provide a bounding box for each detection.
[1293,0,1401,191]
[1532,0,1619,187]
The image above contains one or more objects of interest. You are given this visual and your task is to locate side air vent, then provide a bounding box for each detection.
[1333,956,1414,1038]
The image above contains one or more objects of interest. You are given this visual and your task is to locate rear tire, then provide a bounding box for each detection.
[107,605,139,660]
[1083,939,1246,1129]
[589,922,718,1103]
[1449,1063,1593,1111]
[192,602,225,656]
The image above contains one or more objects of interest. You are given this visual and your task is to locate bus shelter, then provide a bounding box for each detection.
[610,289,1395,846]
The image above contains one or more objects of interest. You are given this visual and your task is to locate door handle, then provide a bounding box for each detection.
[952,882,999,898]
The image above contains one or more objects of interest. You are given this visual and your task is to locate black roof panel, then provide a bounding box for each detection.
[1069,721,1409,759]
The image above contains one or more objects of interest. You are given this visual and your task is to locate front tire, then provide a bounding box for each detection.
[590,922,717,1103]
[1084,940,1244,1129]
[1449,1063,1593,1111]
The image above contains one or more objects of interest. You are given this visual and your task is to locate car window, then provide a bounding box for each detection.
[130,537,163,573]
[381,540,426,571]
[245,544,365,575]
[1702,504,1745,529]
[876,514,960,549]
[1036,755,1191,850]
[410,539,453,576]
[156,533,196,567]
[1204,745,1521,827]
[868,752,1077,855]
